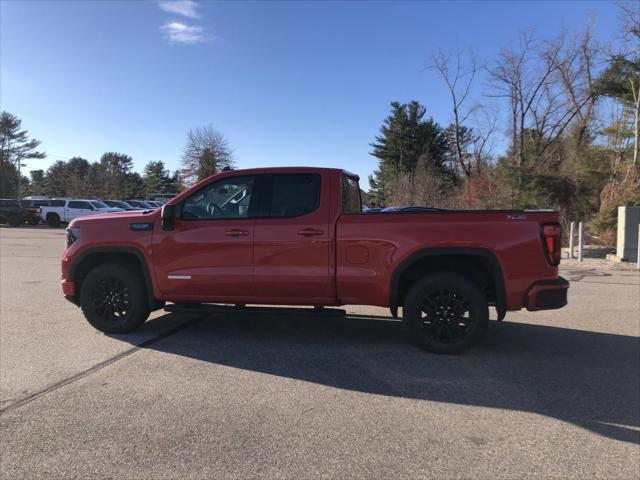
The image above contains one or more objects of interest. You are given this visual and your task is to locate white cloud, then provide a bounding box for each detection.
[158,0,201,19]
[161,21,208,44]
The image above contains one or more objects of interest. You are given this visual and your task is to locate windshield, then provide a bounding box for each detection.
[90,201,109,208]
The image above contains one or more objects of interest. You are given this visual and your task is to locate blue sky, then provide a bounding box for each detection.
[0,0,621,185]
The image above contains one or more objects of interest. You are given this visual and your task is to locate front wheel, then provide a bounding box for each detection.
[403,272,488,354]
[80,262,150,333]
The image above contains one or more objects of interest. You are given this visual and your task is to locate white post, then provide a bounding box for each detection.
[569,221,575,259]
[578,222,584,262]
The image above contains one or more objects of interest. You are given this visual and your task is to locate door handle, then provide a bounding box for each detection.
[225,229,249,237]
[297,228,324,237]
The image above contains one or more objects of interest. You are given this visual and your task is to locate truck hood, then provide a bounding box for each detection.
[69,209,159,226]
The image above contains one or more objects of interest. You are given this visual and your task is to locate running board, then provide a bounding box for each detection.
[165,303,347,317]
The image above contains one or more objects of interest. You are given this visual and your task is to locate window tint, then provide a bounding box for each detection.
[68,201,91,209]
[182,175,255,220]
[91,201,108,208]
[341,176,361,214]
[261,174,320,218]
[50,200,66,207]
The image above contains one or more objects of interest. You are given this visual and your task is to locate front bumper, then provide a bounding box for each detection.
[61,279,75,296]
[61,278,78,307]
[525,276,569,311]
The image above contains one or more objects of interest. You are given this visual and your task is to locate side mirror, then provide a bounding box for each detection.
[161,204,177,231]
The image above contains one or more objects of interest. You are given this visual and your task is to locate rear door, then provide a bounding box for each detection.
[252,172,332,301]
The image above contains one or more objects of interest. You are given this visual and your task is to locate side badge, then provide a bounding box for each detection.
[506,215,528,220]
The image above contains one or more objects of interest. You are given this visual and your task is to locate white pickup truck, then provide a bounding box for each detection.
[40,199,123,227]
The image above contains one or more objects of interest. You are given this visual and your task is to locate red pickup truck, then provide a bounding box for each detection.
[61,167,568,353]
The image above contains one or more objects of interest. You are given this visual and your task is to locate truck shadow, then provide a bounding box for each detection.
[117,312,640,445]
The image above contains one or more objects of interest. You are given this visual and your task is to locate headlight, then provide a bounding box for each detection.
[66,227,80,247]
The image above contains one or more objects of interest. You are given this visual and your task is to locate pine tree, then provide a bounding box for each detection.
[0,111,46,197]
[368,101,451,206]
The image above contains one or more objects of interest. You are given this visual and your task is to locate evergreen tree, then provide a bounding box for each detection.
[142,160,177,196]
[27,170,46,195]
[0,111,46,198]
[368,101,450,206]
[98,152,135,197]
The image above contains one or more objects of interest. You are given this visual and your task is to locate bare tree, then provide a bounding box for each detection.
[388,154,457,208]
[487,29,600,185]
[431,48,486,177]
[181,126,234,185]
[557,25,601,149]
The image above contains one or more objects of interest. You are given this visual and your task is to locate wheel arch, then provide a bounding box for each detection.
[389,247,506,320]
[69,247,163,311]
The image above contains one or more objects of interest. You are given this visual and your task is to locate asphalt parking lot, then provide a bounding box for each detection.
[1,227,639,479]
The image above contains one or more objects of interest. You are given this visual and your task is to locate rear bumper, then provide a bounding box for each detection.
[525,276,569,311]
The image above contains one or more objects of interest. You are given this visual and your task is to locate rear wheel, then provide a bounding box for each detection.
[80,262,150,333]
[47,213,61,228]
[403,272,488,354]
[7,215,21,227]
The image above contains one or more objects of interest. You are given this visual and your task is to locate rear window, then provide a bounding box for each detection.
[261,174,321,218]
[50,200,66,207]
[0,199,19,207]
[341,176,361,214]
[68,201,91,209]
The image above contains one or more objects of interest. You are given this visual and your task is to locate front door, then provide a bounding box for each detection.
[152,174,257,301]
[252,172,332,302]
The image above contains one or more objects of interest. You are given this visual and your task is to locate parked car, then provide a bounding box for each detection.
[124,200,154,209]
[144,200,162,208]
[0,199,26,227]
[88,200,124,213]
[61,167,568,354]
[20,196,51,225]
[40,199,120,227]
[102,200,141,211]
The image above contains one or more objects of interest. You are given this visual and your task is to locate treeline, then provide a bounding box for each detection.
[0,111,234,200]
[28,155,181,199]
[368,3,639,242]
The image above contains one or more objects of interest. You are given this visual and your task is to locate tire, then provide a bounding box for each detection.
[7,215,21,227]
[47,214,61,228]
[403,272,488,354]
[80,262,150,333]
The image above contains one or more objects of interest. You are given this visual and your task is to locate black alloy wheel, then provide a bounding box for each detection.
[403,272,488,354]
[419,287,474,343]
[80,262,150,333]
[89,276,132,325]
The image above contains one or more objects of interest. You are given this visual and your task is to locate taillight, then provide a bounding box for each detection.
[541,223,562,266]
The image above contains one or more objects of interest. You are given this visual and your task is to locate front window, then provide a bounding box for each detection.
[182,175,255,220]
[90,201,108,209]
